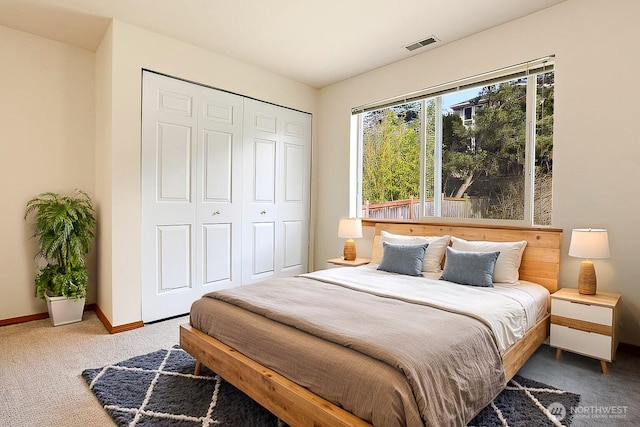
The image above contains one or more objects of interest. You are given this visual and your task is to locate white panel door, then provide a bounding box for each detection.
[196,89,243,293]
[142,72,243,322]
[242,102,278,283]
[242,99,311,284]
[142,72,198,322]
[279,106,311,275]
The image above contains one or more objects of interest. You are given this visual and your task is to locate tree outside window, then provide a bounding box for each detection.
[359,70,554,225]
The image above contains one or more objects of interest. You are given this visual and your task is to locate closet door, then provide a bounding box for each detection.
[142,72,198,322]
[196,89,243,295]
[242,99,311,284]
[278,106,311,277]
[142,72,243,322]
[142,72,310,321]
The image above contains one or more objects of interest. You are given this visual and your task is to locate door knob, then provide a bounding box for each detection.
[212,210,220,215]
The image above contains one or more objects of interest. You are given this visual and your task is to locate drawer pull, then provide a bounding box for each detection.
[567,326,591,333]
[569,301,591,306]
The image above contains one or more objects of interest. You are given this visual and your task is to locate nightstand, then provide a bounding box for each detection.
[326,258,371,267]
[550,288,621,374]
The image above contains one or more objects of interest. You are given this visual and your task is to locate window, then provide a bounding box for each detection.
[463,106,473,126]
[463,106,472,121]
[355,58,554,226]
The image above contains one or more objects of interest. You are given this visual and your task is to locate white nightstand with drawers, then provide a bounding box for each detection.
[550,288,621,374]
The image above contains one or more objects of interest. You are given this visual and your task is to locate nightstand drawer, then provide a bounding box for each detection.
[550,324,612,361]
[551,298,613,326]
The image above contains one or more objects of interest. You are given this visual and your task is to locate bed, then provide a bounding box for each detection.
[180,222,562,426]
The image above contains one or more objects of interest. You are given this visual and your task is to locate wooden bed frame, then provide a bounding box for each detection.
[180,222,562,427]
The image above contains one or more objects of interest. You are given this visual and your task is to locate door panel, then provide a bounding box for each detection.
[203,223,232,284]
[253,112,277,133]
[283,220,303,269]
[252,222,275,276]
[204,100,234,124]
[203,129,233,202]
[157,225,191,291]
[157,122,192,201]
[283,142,304,203]
[253,138,277,203]
[158,89,193,117]
[284,119,305,138]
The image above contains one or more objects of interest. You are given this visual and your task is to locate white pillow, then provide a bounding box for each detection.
[380,231,450,272]
[450,236,527,284]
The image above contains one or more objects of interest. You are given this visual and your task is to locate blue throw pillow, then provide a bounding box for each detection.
[377,242,428,277]
[441,247,500,287]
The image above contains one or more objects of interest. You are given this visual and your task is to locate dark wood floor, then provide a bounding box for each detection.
[518,344,639,426]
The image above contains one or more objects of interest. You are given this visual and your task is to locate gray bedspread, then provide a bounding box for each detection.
[192,276,505,426]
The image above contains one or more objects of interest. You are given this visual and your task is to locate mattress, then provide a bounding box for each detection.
[422,271,551,330]
[307,265,550,352]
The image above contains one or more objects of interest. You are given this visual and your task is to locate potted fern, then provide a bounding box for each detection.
[24,191,96,326]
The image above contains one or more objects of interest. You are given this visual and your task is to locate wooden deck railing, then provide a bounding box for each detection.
[363,196,490,220]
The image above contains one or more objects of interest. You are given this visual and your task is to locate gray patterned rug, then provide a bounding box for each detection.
[469,375,580,426]
[82,346,280,426]
[82,346,580,427]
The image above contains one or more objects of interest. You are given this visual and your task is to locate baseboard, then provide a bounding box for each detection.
[0,303,144,334]
[94,304,144,334]
[0,312,49,326]
[0,303,97,327]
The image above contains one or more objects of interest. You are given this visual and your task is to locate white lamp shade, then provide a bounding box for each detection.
[568,228,610,259]
[338,218,363,239]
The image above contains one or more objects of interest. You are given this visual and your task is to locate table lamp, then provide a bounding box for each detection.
[568,228,610,295]
[338,218,362,261]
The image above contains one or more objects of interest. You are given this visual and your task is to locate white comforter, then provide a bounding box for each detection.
[302,264,549,352]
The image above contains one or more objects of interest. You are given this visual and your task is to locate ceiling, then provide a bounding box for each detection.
[0,0,566,88]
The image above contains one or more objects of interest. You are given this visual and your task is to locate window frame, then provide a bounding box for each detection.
[353,57,554,227]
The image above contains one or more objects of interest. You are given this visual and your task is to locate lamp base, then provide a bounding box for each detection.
[343,239,356,261]
[578,260,597,295]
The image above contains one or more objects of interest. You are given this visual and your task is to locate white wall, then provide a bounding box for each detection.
[315,0,640,345]
[96,20,318,327]
[0,25,96,321]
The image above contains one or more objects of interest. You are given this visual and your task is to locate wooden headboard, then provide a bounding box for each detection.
[371,222,563,293]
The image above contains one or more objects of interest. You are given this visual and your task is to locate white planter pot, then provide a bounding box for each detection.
[44,294,85,326]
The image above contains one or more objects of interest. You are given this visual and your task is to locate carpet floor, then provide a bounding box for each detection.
[83,345,580,427]
[1,312,637,426]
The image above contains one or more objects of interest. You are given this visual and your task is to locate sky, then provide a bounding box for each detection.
[442,87,481,112]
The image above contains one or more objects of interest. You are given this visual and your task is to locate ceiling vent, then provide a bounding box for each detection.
[405,36,439,52]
